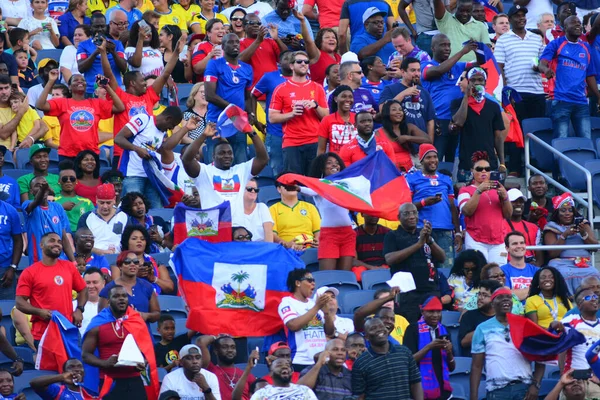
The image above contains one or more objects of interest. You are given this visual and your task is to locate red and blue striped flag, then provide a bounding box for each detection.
[36,312,81,372]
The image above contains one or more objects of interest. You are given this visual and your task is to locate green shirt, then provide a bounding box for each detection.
[435,11,491,62]
[17,173,61,201]
[53,194,95,232]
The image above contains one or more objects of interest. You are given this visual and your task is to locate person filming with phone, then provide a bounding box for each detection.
[457,151,512,265]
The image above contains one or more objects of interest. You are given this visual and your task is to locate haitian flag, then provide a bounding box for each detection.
[142,153,185,208]
[82,307,159,400]
[36,312,81,372]
[217,104,253,138]
[507,314,586,361]
[278,151,410,221]
[481,0,499,22]
[502,87,524,148]
[173,201,232,245]
[471,41,503,101]
[170,239,304,336]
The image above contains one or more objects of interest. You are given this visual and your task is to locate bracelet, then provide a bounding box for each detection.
[499,164,506,168]
[28,136,34,143]
[455,232,463,237]
[582,232,590,240]
[475,189,482,195]
[420,199,426,207]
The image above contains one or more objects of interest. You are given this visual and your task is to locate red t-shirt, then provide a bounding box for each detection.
[270,79,327,148]
[376,128,414,172]
[46,98,113,157]
[75,180,101,205]
[192,41,215,81]
[317,112,357,154]
[303,0,344,28]
[97,323,139,379]
[338,132,396,166]
[16,260,86,340]
[310,51,340,86]
[208,363,255,400]
[113,87,160,157]
[458,184,508,245]
[240,37,280,99]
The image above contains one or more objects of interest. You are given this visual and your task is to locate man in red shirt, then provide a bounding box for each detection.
[192,19,226,80]
[302,0,344,30]
[339,111,395,166]
[15,232,87,344]
[239,14,287,95]
[262,342,301,384]
[270,50,329,175]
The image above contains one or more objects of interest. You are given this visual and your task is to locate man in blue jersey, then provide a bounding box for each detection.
[23,177,74,265]
[77,13,127,96]
[73,228,111,277]
[539,15,600,139]
[204,32,254,165]
[30,358,92,399]
[251,51,293,176]
[0,197,23,300]
[0,146,20,209]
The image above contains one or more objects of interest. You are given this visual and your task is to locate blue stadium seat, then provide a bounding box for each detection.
[438,161,455,174]
[300,248,319,272]
[14,370,56,393]
[23,149,60,170]
[312,271,360,297]
[174,144,185,154]
[104,253,118,266]
[177,83,195,106]
[4,169,30,180]
[151,252,171,267]
[151,317,188,341]
[255,165,275,187]
[449,373,486,400]
[158,367,168,383]
[523,118,554,172]
[20,387,42,400]
[361,269,391,290]
[0,300,15,316]
[2,151,16,169]
[539,379,559,398]
[98,151,110,167]
[149,208,175,222]
[452,383,468,400]
[234,363,269,378]
[17,256,29,271]
[339,289,376,314]
[442,310,461,328]
[36,49,63,64]
[544,364,560,379]
[257,185,280,207]
[158,295,187,319]
[451,357,472,375]
[586,160,600,208]
[552,138,597,191]
[447,324,463,357]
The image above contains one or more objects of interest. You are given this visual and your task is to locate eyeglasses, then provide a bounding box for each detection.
[110,21,128,27]
[478,292,491,299]
[474,166,492,172]
[294,59,310,64]
[245,187,260,193]
[299,277,315,283]
[400,211,418,217]
[122,258,140,265]
[231,16,244,21]
[368,20,385,25]
[61,176,76,183]
[351,70,363,75]
[235,234,252,241]
[584,294,599,302]
[504,326,511,342]
[244,20,261,26]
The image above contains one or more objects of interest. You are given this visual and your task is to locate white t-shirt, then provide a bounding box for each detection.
[563,314,600,370]
[223,2,273,19]
[80,210,128,252]
[525,0,553,29]
[334,316,354,335]
[0,0,31,20]
[300,187,351,228]
[27,84,47,117]
[193,159,254,208]
[73,300,99,335]
[278,296,327,366]
[59,45,80,84]
[250,384,318,400]
[160,367,222,400]
[163,153,196,195]
[231,202,273,242]
[124,46,165,77]
[18,17,59,49]
[122,113,166,177]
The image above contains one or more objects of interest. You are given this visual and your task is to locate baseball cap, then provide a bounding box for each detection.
[362,7,387,24]
[507,188,526,202]
[316,286,339,297]
[159,391,181,400]
[187,33,205,44]
[268,341,290,356]
[507,5,528,17]
[340,51,359,64]
[38,58,59,71]
[0,145,7,155]
[29,143,51,159]
[180,344,202,358]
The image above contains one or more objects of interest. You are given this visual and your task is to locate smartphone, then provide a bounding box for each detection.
[574,216,584,225]
[95,75,109,86]
[435,192,442,198]
[573,369,592,380]
[490,171,500,182]
[139,19,151,34]
[438,334,450,341]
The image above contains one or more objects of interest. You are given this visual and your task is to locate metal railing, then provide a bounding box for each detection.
[527,245,600,251]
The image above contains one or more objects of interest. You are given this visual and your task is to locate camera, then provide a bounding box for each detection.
[93,33,105,46]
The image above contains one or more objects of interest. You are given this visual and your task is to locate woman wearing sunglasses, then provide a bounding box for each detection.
[447,249,486,311]
[457,151,512,264]
[525,266,571,328]
[99,249,161,323]
[55,163,95,233]
[232,178,273,242]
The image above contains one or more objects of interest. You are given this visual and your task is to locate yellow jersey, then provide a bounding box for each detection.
[270,201,321,242]
[172,3,202,28]
[156,7,189,32]
[190,12,229,34]
[87,0,118,17]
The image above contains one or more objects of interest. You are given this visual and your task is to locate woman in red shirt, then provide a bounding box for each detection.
[305,26,341,86]
[317,85,357,155]
[378,100,431,172]
[74,150,101,205]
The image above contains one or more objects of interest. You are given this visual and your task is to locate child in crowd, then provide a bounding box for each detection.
[10,91,47,150]
[154,314,196,372]
[6,28,37,71]
[17,0,60,49]
[14,49,36,89]
[43,84,68,150]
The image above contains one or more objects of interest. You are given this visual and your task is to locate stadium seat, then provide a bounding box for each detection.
[592,117,600,144]
[149,208,175,222]
[447,324,463,357]
[585,160,600,208]
[438,161,455,174]
[552,138,597,191]
[234,363,269,378]
[544,364,560,379]
[257,185,280,207]
[523,117,554,172]
[300,248,319,272]
[158,295,187,319]
[151,317,188,341]
[451,357,472,375]
[449,372,487,400]
[158,367,168,383]
[247,337,265,362]
[2,150,16,169]
[312,271,361,297]
[14,370,56,392]
[361,269,391,290]
[0,300,15,316]
[17,256,29,271]
[151,252,172,267]
[539,379,559,398]
[442,311,461,328]
[3,169,29,180]
[452,383,468,400]
[104,253,118,266]
[174,144,185,154]
[23,149,60,170]
[438,268,451,278]
[255,165,275,187]
[98,151,110,167]
[176,83,195,106]
[21,387,42,400]
[36,49,63,64]
[339,289,377,314]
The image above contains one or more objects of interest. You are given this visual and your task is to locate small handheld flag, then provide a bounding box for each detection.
[216,104,253,138]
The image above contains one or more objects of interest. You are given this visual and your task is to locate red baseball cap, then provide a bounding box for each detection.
[268,341,290,356]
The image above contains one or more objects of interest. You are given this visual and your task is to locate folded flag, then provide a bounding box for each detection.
[502,87,524,148]
[482,0,499,22]
[469,41,503,101]
[170,239,304,336]
[507,314,586,361]
[173,201,232,245]
[36,312,81,372]
[217,104,253,138]
[278,151,411,221]
[142,152,184,208]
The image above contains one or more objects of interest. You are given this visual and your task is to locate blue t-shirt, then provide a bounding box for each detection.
[84,254,111,276]
[0,175,21,210]
[421,60,468,120]
[204,58,253,122]
[252,71,286,138]
[361,77,390,105]
[500,263,539,290]
[0,201,22,268]
[379,82,436,133]
[22,201,71,264]
[591,35,600,80]
[76,38,125,94]
[100,279,154,313]
[350,33,395,65]
[340,0,392,39]
[106,5,142,28]
[541,37,595,105]
[37,383,84,400]
[406,170,454,230]
[58,12,91,48]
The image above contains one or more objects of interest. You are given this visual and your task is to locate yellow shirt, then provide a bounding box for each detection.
[391,315,410,343]
[86,0,118,17]
[172,3,202,28]
[0,107,13,148]
[10,307,31,346]
[525,295,572,329]
[191,13,229,34]
[43,116,60,147]
[246,101,266,144]
[270,201,321,242]
[137,0,154,12]
[99,117,114,147]
[356,213,400,230]
[157,7,189,32]
[17,107,40,143]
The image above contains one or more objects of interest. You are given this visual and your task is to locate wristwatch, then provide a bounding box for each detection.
[9,264,17,270]
[202,388,212,395]
[312,100,318,109]
[13,357,23,364]
[76,306,85,313]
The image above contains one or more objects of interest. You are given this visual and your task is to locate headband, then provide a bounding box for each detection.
[467,67,487,81]
[491,288,513,301]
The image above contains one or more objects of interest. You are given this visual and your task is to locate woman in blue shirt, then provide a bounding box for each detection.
[58,0,90,47]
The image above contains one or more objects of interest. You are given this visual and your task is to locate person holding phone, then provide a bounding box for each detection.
[542,193,600,293]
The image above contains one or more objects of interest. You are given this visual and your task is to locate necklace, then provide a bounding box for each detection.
[215,364,238,388]
[111,321,124,339]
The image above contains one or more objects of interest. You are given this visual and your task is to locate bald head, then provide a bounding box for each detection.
[325,338,345,351]
[431,33,449,48]
[110,9,127,22]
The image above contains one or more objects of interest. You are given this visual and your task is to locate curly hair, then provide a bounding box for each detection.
[527,266,572,310]
[120,225,152,254]
[480,262,501,281]
[286,268,310,293]
[330,85,353,114]
[471,151,489,166]
[74,150,100,179]
[380,100,409,151]
[120,192,151,218]
[449,249,487,286]
[314,28,338,52]
[308,153,346,179]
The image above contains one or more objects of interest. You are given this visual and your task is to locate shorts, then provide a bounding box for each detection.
[318,226,356,259]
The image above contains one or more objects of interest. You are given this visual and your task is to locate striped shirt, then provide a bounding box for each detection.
[299,365,352,400]
[494,30,545,94]
[355,225,391,266]
[352,344,421,399]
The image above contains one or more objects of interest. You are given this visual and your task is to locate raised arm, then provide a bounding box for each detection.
[153,38,185,95]
[424,42,477,80]
[182,123,217,178]
[105,81,125,113]
[294,10,320,62]
[433,0,447,20]
[35,69,59,112]
[353,287,399,331]
[127,29,146,68]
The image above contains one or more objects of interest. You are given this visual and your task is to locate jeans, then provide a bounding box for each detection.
[416,32,434,56]
[283,143,318,175]
[0,266,16,300]
[552,100,591,139]
[508,92,547,174]
[433,119,458,163]
[265,134,283,176]
[122,176,163,209]
[487,383,529,400]
[204,132,248,166]
[431,229,454,268]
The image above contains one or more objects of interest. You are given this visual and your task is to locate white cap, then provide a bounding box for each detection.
[316,286,339,297]
[340,51,359,64]
[507,188,526,202]
[180,344,201,358]
[362,6,387,24]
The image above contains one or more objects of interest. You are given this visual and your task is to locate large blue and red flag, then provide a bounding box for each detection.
[217,104,253,138]
[173,201,232,245]
[481,0,499,22]
[470,41,503,101]
[170,239,304,336]
[507,314,586,362]
[278,151,410,221]
[143,153,184,208]
[36,312,81,372]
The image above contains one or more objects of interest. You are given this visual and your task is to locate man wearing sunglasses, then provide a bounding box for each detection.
[54,166,95,233]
